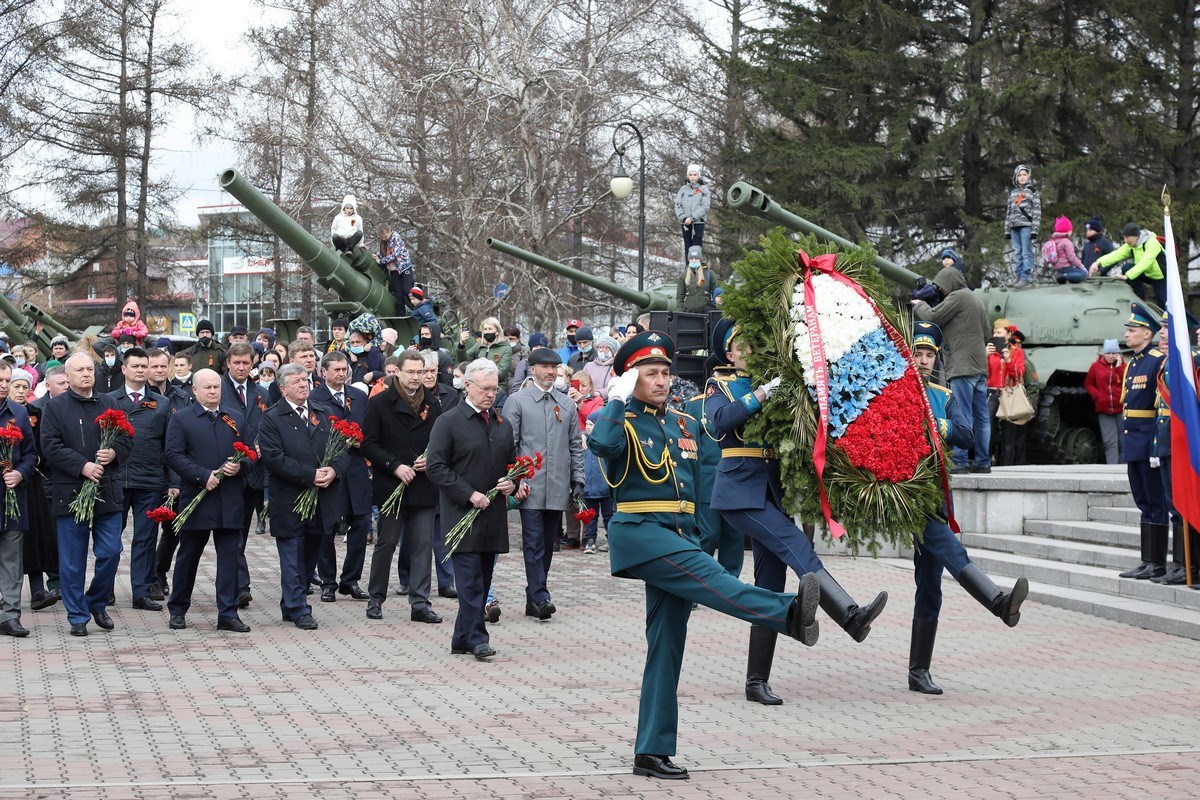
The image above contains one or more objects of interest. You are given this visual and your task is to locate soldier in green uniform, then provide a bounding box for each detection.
[587,331,820,781]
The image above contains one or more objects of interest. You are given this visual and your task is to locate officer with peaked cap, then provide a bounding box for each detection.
[587,330,820,781]
[1118,302,1169,580]
[906,321,1029,694]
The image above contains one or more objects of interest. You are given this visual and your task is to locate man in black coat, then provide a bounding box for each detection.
[108,346,174,612]
[310,351,372,603]
[41,353,133,637]
[426,358,526,661]
[146,346,190,599]
[259,363,350,630]
[361,351,442,621]
[164,369,248,632]
[221,342,267,609]
[267,340,323,405]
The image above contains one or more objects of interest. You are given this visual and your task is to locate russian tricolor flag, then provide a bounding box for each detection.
[1163,208,1200,534]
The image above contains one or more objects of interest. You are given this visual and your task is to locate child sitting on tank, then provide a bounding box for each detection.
[331,195,364,256]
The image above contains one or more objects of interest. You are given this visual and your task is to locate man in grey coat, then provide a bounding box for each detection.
[912,266,992,473]
[504,347,584,620]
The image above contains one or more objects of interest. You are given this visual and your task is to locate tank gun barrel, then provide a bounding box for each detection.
[486,238,668,313]
[726,181,923,290]
[0,293,34,347]
[218,168,396,319]
[21,302,75,340]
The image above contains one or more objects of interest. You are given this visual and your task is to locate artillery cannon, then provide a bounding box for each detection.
[218,168,419,344]
[0,295,103,359]
[726,180,1147,465]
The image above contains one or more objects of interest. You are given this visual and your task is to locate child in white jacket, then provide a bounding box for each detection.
[331,194,364,254]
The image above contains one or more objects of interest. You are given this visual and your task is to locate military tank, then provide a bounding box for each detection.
[725,180,1147,464]
[217,168,419,344]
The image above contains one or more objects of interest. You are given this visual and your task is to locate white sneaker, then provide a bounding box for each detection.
[584,541,596,554]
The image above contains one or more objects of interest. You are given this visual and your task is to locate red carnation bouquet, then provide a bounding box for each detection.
[443,452,541,560]
[68,409,134,524]
[380,448,427,519]
[173,441,257,530]
[294,418,363,520]
[146,493,177,524]
[0,422,24,521]
[574,498,597,526]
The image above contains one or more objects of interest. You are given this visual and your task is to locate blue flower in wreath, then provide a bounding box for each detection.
[808,328,909,437]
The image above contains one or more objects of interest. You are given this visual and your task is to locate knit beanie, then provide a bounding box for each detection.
[1121,222,1141,238]
[686,164,702,179]
[1054,216,1072,234]
[1085,216,1103,234]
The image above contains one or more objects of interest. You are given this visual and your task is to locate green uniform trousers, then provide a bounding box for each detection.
[696,499,745,577]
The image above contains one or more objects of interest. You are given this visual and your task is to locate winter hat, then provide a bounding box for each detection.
[687,245,703,261]
[155,336,171,349]
[230,324,248,337]
[1085,216,1104,234]
[939,248,960,262]
[1054,216,1072,234]
[9,368,33,386]
[686,164,702,178]
[408,287,425,300]
[1101,339,1120,354]
[1121,222,1141,238]
[528,332,549,348]
[196,319,215,335]
[594,334,619,355]
[380,327,398,345]
[51,335,69,348]
[575,326,594,343]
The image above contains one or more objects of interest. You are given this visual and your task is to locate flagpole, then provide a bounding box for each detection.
[1187,520,1194,588]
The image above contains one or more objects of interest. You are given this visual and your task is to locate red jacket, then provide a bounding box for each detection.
[1085,356,1126,415]
[987,346,1025,389]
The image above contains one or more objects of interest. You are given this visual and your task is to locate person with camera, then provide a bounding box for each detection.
[986,319,1028,466]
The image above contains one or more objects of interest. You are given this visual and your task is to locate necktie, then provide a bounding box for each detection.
[481,410,489,427]
[334,391,344,407]
[130,391,140,405]
[208,409,218,422]
[237,384,246,406]
[297,406,308,427]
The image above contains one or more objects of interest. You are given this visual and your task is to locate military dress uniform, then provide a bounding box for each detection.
[586,331,819,781]
[1119,303,1169,579]
[907,322,1029,695]
[704,319,888,645]
[683,372,743,577]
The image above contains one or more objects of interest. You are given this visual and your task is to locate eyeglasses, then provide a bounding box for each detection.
[467,382,498,394]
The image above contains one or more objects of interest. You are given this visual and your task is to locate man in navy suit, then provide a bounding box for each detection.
[259,363,350,630]
[310,351,372,603]
[221,342,267,609]
[164,369,248,632]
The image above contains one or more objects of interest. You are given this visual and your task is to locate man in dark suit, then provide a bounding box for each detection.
[310,350,372,603]
[259,363,350,630]
[426,358,526,661]
[221,342,266,609]
[362,350,442,621]
[163,369,249,632]
[267,340,323,405]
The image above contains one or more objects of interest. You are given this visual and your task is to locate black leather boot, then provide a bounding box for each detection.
[907,618,942,695]
[1119,522,1154,578]
[1140,523,1169,580]
[813,569,887,642]
[785,572,820,646]
[1154,520,1187,584]
[745,625,783,705]
[958,563,1028,627]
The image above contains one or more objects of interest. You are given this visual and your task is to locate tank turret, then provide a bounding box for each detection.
[218,169,417,341]
[486,238,672,314]
[724,180,1147,465]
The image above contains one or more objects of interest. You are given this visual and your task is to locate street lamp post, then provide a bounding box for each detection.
[610,121,645,294]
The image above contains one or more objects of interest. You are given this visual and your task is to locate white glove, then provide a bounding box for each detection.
[609,367,640,403]
[759,376,783,399]
[1150,457,1161,469]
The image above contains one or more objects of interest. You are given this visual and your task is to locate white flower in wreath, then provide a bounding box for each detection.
[789,274,880,384]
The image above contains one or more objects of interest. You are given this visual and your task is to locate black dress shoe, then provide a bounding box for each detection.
[320,588,336,603]
[411,608,443,623]
[632,754,689,780]
[438,587,458,599]
[69,622,88,637]
[0,619,29,637]
[238,592,252,609]
[30,590,59,610]
[366,603,382,620]
[148,581,165,601]
[525,600,555,620]
[471,643,497,660]
[217,617,251,633]
[1119,561,1153,579]
[745,679,783,705]
[1135,564,1167,580]
[338,585,370,600]
[92,611,115,631]
[168,615,187,630]
[293,614,319,630]
[132,597,163,611]
[305,587,313,596]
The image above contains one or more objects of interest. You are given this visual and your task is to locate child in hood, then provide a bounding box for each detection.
[1046,217,1087,283]
[1003,164,1041,289]
[674,163,711,259]
[110,301,148,345]
[330,195,364,254]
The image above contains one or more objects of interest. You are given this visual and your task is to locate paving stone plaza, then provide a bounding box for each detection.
[5,516,1199,799]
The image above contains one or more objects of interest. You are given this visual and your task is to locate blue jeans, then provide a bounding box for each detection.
[1011,226,1033,281]
[1055,266,1088,283]
[949,374,991,468]
[57,511,123,625]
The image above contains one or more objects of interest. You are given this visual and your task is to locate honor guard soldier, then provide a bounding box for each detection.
[907,322,1029,694]
[704,319,889,647]
[1118,302,1169,580]
[587,331,820,782]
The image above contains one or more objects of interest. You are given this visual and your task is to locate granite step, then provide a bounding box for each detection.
[961,531,1140,571]
[1023,519,1143,550]
[1087,506,1142,526]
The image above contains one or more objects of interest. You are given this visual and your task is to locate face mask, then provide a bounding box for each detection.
[104,356,116,367]
[553,377,568,390]
[483,332,497,343]
[259,379,273,389]
[419,336,432,348]
[596,349,613,365]
[14,356,24,367]
[509,339,519,348]
[688,260,700,269]
[580,344,593,354]
[199,334,211,344]
[452,377,464,390]
[349,345,365,355]
[567,333,577,345]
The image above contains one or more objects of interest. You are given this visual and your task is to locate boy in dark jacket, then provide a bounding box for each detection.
[1080,217,1117,273]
